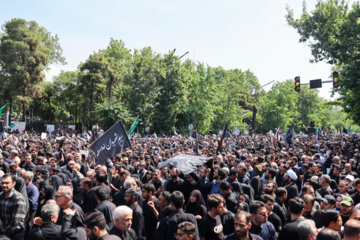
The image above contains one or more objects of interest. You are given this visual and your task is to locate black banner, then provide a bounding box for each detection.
[89,121,131,164]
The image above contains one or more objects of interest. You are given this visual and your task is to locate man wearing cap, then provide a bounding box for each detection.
[283,169,299,204]
[350,179,360,206]
[340,196,354,225]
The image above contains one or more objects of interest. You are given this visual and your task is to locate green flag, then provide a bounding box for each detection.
[128,117,139,137]
[315,126,318,132]
[350,125,353,131]
[9,124,15,128]
[0,104,7,116]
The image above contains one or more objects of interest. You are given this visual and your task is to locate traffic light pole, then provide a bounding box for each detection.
[299,80,334,85]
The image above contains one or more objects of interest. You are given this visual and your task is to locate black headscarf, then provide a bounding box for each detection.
[185,189,207,217]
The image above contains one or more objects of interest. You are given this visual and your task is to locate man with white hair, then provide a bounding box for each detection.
[298,219,318,240]
[23,170,39,228]
[109,205,137,240]
[55,185,86,240]
[28,203,62,239]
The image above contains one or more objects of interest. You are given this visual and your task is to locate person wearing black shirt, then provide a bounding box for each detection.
[224,211,263,240]
[55,186,87,240]
[84,211,121,240]
[165,167,184,193]
[27,203,62,240]
[157,191,173,220]
[109,164,122,197]
[261,195,282,232]
[185,190,207,223]
[350,179,360,206]
[80,177,97,215]
[199,194,225,240]
[278,197,306,240]
[94,186,116,231]
[220,181,238,214]
[109,205,137,240]
[249,201,277,240]
[124,188,145,240]
[220,205,235,236]
[273,188,288,225]
[317,175,333,198]
[340,196,354,225]
[141,183,159,239]
[283,169,299,206]
[156,191,199,240]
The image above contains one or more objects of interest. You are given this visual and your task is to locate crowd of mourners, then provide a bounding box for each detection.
[0,128,360,240]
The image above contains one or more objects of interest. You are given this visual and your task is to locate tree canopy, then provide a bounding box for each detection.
[0,18,64,121]
[1,18,358,133]
[286,0,360,124]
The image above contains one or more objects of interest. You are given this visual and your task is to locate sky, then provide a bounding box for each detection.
[1,0,339,99]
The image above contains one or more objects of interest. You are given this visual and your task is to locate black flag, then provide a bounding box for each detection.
[89,121,131,165]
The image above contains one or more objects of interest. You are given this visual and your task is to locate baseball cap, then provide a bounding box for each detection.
[341,196,354,207]
[345,175,355,182]
[298,164,308,171]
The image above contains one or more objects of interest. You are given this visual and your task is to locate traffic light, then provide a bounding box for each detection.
[295,76,300,92]
[333,71,339,88]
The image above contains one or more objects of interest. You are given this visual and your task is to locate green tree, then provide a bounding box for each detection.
[96,100,134,130]
[182,62,217,134]
[259,80,299,131]
[0,18,65,121]
[151,50,185,133]
[286,0,360,124]
[79,53,107,128]
[212,68,260,131]
[123,47,160,131]
[99,39,131,100]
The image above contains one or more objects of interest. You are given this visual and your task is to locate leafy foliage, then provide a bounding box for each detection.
[1,18,358,133]
[0,18,64,120]
[286,0,360,124]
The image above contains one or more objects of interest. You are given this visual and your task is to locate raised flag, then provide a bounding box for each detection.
[89,120,131,164]
[128,117,139,137]
[0,104,7,116]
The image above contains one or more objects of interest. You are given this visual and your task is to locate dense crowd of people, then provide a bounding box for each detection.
[0,129,360,240]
